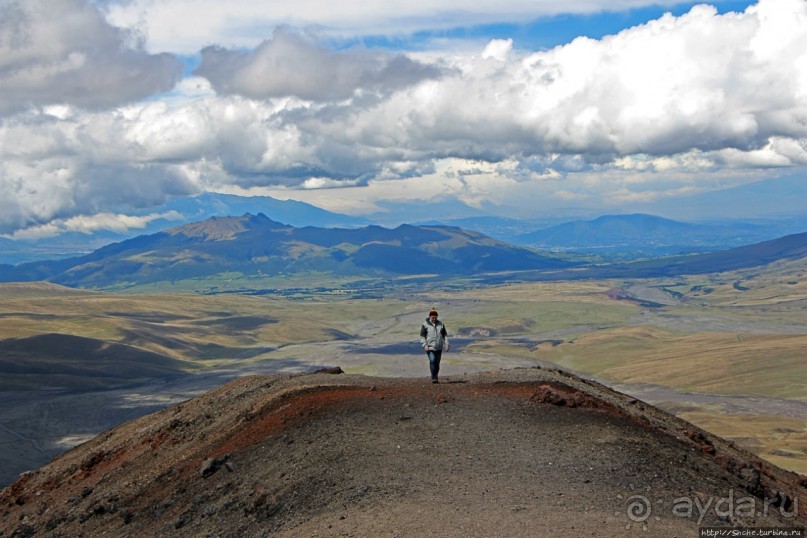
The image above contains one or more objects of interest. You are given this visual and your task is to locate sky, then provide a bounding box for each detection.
[1,0,806,238]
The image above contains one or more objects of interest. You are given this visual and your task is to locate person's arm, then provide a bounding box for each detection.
[441,325,449,351]
[420,324,429,352]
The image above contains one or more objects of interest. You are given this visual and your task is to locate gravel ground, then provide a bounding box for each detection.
[1,368,804,537]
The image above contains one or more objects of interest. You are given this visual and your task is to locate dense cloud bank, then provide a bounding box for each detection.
[1,0,806,234]
[0,0,182,115]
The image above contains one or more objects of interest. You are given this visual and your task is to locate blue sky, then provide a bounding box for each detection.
[351,1,757,51]
[1,0,805,239]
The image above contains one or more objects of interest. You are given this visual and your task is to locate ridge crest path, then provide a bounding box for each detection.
[1,368,804,537]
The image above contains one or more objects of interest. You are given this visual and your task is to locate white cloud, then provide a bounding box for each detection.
[105,0,691,55]
[195,27,446,101]
[5,211,184,240]
[251,155,775,219]
[481,39,513,61]
[235,0,806,174]
[0,108,199,233]
[300,177,363,189]
[0,0,182,116]
[716,137,807,167]
[2,0,807,234]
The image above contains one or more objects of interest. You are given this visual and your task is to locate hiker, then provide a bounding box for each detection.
[420,308,449,383]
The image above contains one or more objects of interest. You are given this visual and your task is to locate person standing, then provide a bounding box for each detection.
[420,309,449,383]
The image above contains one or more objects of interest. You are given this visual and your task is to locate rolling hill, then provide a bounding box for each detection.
[0,214,578,288]
[0,333,198,391]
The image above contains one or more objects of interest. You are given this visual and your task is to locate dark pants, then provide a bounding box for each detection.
[427,349,442,380]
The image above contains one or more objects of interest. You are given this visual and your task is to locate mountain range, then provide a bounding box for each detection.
[4,189,807,265]
[0,214,577,288]
[0,193,370,265]
[1,211,807,289]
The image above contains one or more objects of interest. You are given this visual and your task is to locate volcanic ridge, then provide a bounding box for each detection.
[1,367,805,537]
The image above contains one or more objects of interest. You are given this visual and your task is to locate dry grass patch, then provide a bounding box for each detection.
[543,328,807,399]
[451,280,621,304]
[671,259,807,308]
[677,410,807,474]
[448,300,636,337]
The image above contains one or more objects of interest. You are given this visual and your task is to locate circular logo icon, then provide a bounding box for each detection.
[626,495,652,522]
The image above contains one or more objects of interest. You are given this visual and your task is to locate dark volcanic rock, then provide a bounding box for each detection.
[0,369,804,537]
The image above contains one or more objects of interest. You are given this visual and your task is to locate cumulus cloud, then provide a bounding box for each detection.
[0,108,199,233]
[368,0,807,161]
[2,0,807,234]
[0,159,198,234]
[6,211,184,240]
[187,0,805,181]
[481,39,513,61]
[195,28,446,101]
[0,0,182,115]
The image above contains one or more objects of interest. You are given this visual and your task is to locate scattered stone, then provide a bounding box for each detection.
[11,524,34,538]
[312,366,344,375]
[201,454,231,478]
[121,509,134,524]
[175,515,188,529]
[739,466,760,486]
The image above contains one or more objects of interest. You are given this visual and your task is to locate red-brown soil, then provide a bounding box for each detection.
[1,367,804,537]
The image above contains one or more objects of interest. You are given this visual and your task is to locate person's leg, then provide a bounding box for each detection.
[428,350,442,382]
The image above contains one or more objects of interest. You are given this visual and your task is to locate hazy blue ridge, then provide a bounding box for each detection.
[574,230,807,279]
[508,213,805,258]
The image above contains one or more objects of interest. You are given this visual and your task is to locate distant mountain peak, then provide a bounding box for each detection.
[167,213,288,241]
[591,213,682,224]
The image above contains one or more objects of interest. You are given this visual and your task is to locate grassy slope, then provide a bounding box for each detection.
[543,328,807,398]
[677,411,807,474]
